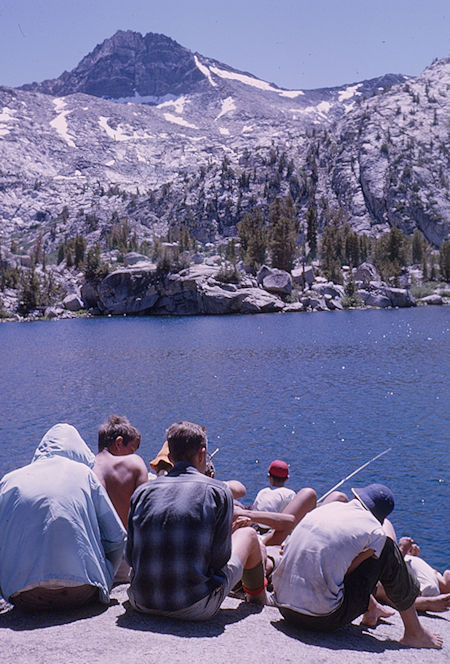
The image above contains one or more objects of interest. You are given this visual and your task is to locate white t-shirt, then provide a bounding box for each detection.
[272,499,387,616]
[252,486,295,513]
[404,555,439,597]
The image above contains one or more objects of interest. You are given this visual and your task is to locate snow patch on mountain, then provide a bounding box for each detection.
[98,116,131,141]
[216,96,236,120]
[163,113,198,129]
[194,55,217,87]
[302,101,332,116]
[209,64,281,94]
[207,63,305,100]
[277,89,305,98]
[317,101,332,114]
[50,98,76,147]
[115,92,178,105]
[157,96,188,114]
[0,106,15,136]
[338,84,362,101]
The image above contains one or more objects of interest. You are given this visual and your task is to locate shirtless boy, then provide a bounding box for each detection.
[93,415,148,527]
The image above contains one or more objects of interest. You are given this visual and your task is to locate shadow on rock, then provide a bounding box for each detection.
[418,612,450,623]
[270,617,404,653]
[116,599,263,637]
[0,598,117,630]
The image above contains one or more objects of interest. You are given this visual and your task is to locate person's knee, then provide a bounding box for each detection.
[232,525,259,554]
[322,490,348,505]
[232,526,262,569]
[298,487,317,508]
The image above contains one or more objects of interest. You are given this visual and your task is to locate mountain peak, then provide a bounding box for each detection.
[19,30,206,101]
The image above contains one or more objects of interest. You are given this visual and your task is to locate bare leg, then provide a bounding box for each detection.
[262,488,316,546]
[376,584,443,647]
[321,491,348,504]
[376,580,450,614]
[232,527,266,604]
[399,604,443,649]
[360,595,395,626]
[414,594,450,613]
[437,570,450,594]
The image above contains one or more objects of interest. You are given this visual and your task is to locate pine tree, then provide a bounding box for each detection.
[387,227,404,264]
[18,267,41,315]
[305,204,317,258]
[225,239,237,262]
[359,235,370,263]
[412,229,424,264]
[321,221,343,281]
[84,243,108,283]
[237,208,268,274]
[74,235,87,268]
[430,257,437,282]
[344,231,360,267]
[56,242,65,265]
[269,197,298,272]
[439,241,450,282]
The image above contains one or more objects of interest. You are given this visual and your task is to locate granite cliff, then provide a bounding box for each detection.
[4,30,447,255]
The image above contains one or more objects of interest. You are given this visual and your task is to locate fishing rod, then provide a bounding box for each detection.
[210,447,220,459]
[317,447,392,504]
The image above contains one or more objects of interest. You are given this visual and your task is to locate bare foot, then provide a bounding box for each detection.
[361,598,395,627]
[400,625,443,649]
[417,593,450,613]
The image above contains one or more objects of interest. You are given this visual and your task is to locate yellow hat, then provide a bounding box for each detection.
[149,440,173,472]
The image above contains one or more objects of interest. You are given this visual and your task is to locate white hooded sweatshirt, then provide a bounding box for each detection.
[0,423,126,603]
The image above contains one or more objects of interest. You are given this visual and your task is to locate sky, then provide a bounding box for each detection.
[0,0,449,91]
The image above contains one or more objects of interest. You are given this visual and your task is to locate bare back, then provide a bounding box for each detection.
[93,451,148,528]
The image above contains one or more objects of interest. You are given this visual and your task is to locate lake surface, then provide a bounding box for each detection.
[0,308,448,570]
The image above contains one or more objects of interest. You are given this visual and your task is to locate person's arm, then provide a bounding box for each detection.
[346,548,375,575]
[210,486,234,571]
[125,491,137,567]
[225,480,246,499]
[89,473,126,571]
[234,505,295,530]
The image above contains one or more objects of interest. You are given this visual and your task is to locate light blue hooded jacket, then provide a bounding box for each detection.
[0,423,126,603]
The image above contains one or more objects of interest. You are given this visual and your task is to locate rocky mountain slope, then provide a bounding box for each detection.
[0,30,448,254]
[315,56,450,246]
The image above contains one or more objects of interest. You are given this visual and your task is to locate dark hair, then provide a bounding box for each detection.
[269,474,286,487]
[98,414,141,452]
[166,421,207,463]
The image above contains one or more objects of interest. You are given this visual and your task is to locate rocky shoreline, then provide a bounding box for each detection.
[1,257,448,323]
[1,585,449,664]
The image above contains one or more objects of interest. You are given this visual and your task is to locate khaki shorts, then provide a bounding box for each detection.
[129,553,243,621]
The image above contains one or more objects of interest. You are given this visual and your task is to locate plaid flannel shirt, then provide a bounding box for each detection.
[126,462,234,612]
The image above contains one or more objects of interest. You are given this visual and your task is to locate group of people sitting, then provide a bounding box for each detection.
[0,416,446,650]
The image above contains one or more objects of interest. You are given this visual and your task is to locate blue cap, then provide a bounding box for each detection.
[351,483,394,523]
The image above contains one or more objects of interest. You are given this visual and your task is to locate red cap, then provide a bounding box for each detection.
[268,459,289,478]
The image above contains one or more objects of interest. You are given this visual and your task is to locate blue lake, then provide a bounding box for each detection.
[0,308,448,570]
